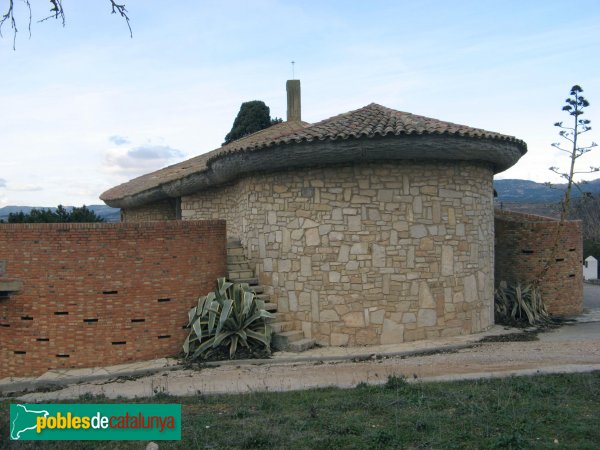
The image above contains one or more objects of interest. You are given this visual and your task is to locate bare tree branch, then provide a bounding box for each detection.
[109,0,132,38]
[38,0,64,25]
[1,0,132,49]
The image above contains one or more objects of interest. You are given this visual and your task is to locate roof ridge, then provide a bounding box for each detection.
[222,120,311,148]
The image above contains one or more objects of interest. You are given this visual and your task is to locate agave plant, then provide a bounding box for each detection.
[494,282,550,325]
[183,278,275,360]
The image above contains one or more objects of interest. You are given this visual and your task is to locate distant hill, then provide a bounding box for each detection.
[494,178,600,203]
[2,178,599,223]
[493,178,600,218]
[0,205,120,223]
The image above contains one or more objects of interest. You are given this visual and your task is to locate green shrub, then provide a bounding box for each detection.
[494,282,550,325]
[183,278,275,360]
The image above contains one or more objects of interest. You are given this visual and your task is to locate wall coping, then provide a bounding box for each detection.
[0,220,225,231]
[494,209,581,224]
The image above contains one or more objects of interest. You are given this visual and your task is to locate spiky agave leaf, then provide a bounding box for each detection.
[184,278,274,361]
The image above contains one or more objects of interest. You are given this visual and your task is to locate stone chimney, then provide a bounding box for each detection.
[286,79,301,122]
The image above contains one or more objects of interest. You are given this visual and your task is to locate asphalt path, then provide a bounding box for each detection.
[584,282,600,310]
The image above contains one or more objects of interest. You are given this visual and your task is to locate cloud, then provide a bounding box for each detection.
[104,142,186,177]
[9,184,44,192]
[0,179,42,192]
[109,135,130,146]
[128,145,185,161]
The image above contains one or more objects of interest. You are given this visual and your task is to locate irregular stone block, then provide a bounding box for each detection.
[370,309,385,324]
[311,291,320,322]
[441,245,454,276]
[291,229,304,241]
[419,282,436,308]
[320,309,340,322]
[372,243,386,268]
[417,309,437,327]
[464,274,477,303]
[301,256,312,276]
[402,312,416,323]
[342,311,365,327]
[299,292,311,306]
[381,319,404,344]
[330,332,349,346]
[279,259,292,272]
[305,228,320,246]
[350,242,368,255]
[377,189,394,202]
[410,224,427,238]
[348,215,362,231]
[338,244,350,262]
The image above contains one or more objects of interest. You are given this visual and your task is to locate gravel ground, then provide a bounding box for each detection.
[17,320,600,401]
[13,285,600,401]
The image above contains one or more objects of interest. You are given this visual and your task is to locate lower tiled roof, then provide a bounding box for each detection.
[101,103,526,206]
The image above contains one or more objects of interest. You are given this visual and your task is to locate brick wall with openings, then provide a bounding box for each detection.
[494,209,583,316]
[0,220,226,378]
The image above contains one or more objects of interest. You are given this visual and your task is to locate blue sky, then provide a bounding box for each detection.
[1,0,599,207]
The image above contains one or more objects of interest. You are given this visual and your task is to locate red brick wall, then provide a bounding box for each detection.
[494,210,583,316]
[0,221,226,378]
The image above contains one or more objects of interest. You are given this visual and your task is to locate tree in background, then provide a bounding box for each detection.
[224,101,282,144]
[571,195,600,262]
[538,85,598,281]
[550,85,598,221]
[6,205,104,223]
[1,0,131,49]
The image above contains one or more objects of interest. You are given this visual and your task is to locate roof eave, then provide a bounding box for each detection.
[103,134,526,209]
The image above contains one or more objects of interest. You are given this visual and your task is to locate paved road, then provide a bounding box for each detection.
[584,283,600,310]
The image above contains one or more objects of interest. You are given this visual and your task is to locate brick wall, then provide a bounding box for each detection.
[494,210,583,316]
[0,221,226,378]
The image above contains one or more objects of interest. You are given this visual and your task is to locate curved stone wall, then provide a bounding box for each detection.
[181,161,495,346]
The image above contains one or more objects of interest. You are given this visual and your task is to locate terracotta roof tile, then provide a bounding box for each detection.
[101,103,525,204]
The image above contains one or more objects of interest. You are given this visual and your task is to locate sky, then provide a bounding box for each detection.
[1,0,599,207]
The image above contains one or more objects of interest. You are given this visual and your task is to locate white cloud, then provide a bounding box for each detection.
[104,141,186,177]
[0,178,6,188]
[8,184,43,192]
[109,135,130,146]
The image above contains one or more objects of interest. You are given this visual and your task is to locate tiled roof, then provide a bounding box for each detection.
[101,103,526,205]
[101,121,310,203]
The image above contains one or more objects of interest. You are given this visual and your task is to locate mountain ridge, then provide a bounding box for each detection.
[494,178,600,203]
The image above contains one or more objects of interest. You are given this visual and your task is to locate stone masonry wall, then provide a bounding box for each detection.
[181,183,247,245]
[121,198,178,222]
[182,161,495,346]
[0,221,226,378]
[494,209,583,316]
